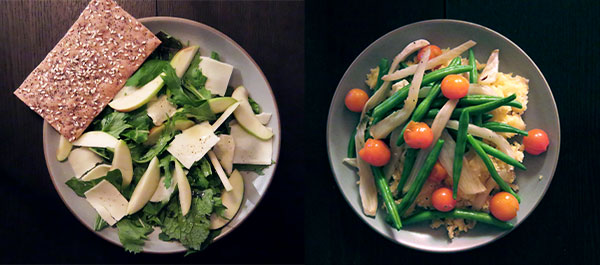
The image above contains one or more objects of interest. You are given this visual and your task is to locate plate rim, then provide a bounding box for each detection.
[42,16,281,254]
[326,18,561,252]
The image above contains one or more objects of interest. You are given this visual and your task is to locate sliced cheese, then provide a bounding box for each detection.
[212,102,239,131]
[198,56,233,96]
[87,197,117,226]
[72,131,119,148]
[146,95,177,126]
[167,122,220,169]
[230,123,273,165]
[69,148,103,178]
[84,180,128,224]
[213,134,235,175]
[81,164,111,181]
[255,112,272,125]
[207,151,233,191]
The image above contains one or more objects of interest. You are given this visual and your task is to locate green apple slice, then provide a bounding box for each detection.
[255,112,272,125]
[69,148,103,178]
[150,176,176,203]
[109,46,199,112]
[231,86,273,140]
[81,164,111,181]
[213,134,234,175]
[173,160,192,216]
[144,119,195,146]
[211,102,239,131]
[207,151,233,191]
[208,97,237,113]
[56,135,73,162]
[127,156,160,215]
[210,169,244,229]
[72,131,119,148]
[111,140,133,187]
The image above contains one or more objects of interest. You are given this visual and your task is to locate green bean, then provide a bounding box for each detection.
[347,127,357,158]
[374,58,391,92]
[463,94,517,115]
[466,134,521,202]
[396,148,418,196]
[482,113,493,121]
[403,209,513,229]
[372,65,473,119]
[396,57,462,146]
[468,49,478,83]
[452,110,470,199]
[482,122,528,136]
[397,140,445,216]
[473,114,483,126]
[474,138,526,170]
[372,166,402,230]
[430,95,522,109]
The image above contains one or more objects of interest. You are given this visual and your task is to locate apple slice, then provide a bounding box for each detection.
[150,176,176,203]
[213,134,234,175]
[208,97,237,113]
[211,102,239,131]
[126,156,160,215]
[144,119,195,146]
[173,161,192,216]
[56,135,73,162]
[210,170,244,229]
[111,140,133,187]
[109,46,199,112]
[146,95,177,126]
[69,148,103,178]
[81,164,111,181]
[255,112,272,125]
[207,151,233,191]
[231,86,273,140]
[72,131,119,148]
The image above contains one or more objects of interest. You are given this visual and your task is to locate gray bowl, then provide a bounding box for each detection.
[326,19,560,252]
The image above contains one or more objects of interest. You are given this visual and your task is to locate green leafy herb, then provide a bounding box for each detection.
[179,102,216,122]
[188,158,213,188]
[161,189,215,251]
[133,117,178,163]
[100,111,131,138]
[65,170,123,197]
[159,155,174,188]
[89,147,113,161]
[210,51,220,61]
[94,214,109,231]
[182,51,212,100]
[122,128,149,144]
[116,218,154,254]
[125,60,170,88]
[149,31,184,61]
[233,162,274,175]
[248,97,261,114]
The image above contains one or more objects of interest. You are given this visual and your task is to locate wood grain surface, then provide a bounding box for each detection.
[0,0,303,263]
[305,0,599,264]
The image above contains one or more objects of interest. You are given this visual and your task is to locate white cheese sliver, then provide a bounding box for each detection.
[86,197,117,226]
[230,123,273,165]
[146,95,177,126]
[167,122,221,168]
[84,180,129,223]
[69,148,103,179]
[198,56,233,96]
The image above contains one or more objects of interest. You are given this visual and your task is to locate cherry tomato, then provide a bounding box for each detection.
[432,187,456,212]
[523,129,549,155]
[441,74,469,99]
[489,192,519,221]
[428,161,448,182]
[358,139,391,166]
[345,88,369,112]
[404,121,433,149]
[417,45,442,62]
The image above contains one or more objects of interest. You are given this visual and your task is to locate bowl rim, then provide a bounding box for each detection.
[42,16,281,254]
[326,18,561,253]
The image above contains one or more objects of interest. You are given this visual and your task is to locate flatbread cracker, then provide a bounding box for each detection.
[14,0,160,141]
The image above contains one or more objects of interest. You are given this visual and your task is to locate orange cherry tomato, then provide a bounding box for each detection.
[441,74,469,99]
[428,161,448,182]
[358,139,391,167]
[523,129,549,155]
[417,45,442,62]
[489,192,519,221]
[432,187,456,212]
[345,88,369,112]
[404,121,433,149]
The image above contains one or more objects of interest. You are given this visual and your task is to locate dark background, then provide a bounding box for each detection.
[306,0,599,264]
[0,0,303,264]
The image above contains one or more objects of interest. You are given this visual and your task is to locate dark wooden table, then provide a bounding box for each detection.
[306,0,599,264]
[0,0,303,263]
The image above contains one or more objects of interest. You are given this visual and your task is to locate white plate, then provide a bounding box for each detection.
[43,16,280,254]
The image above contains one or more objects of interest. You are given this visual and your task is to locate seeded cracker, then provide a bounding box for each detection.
[14,0,160,141]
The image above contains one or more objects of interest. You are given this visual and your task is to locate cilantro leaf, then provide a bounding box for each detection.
[233,162,274,175]
[125,60,170,88]
[132,116,179,163]
[122,128,149,144]
[180,102,215,122]
[116,218,154,254]
[149,31,184,61]
[182,51,212,101]
[159,155,174,188]
[100,111,131,138]
[65,170,123,197]
[94,214,109,231]
[188,158,212,188]
[248,97,262,114]
[161,189,215,251]
[210,51,220,61]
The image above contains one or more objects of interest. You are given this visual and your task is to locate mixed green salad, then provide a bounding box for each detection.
[56,32,275,254]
